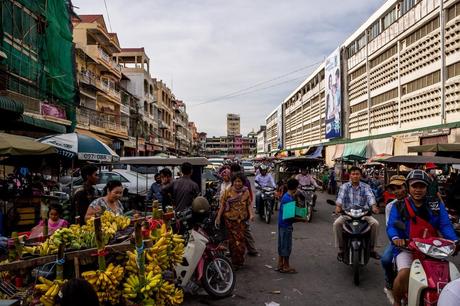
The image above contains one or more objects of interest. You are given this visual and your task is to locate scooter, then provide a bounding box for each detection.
[256,183,276,224]
[174,208,235,298]
[393,221,460,306]
[327,199,371,286]
[297,185,316,222]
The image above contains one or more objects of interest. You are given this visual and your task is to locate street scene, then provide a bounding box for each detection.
[1,0,460,305]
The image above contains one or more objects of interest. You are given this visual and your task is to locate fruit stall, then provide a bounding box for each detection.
[0,207,186,306]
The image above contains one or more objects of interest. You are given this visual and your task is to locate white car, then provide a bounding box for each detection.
[70,169,149,196]
[242,161,255,176]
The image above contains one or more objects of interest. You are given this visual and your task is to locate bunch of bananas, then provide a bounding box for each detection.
[34,276,66,306]
[82,263,124,304]
[155,281,184,306]
[122,271,162,300]
[23,228,82,257]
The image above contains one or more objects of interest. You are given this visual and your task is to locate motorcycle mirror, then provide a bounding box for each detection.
[326,199,336,206]
[394,221,406,231]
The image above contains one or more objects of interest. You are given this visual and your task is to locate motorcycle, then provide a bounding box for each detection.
[174,208,235,298]
[392,221,460,306]
[327,199,371,286]
[256,183,276,224]
[297,185,316,223]
[447,208,460,236]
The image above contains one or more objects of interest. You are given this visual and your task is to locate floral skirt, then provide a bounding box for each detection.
[224,219,247,266]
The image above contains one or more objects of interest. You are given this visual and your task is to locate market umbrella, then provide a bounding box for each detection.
[37,132,119,162]
[0,132,57,156]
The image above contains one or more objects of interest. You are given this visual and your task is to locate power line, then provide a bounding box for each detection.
[103,0,113,32]
[192,74,308,106]
[191,60,322,106]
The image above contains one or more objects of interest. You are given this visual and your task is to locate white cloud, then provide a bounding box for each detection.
[72,0,384,136]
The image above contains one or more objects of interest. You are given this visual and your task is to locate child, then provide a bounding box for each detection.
[31,204,69,238]
[276,178,299,273]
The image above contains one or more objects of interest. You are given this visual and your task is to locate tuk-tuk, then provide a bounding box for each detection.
[118,157,209,193]
[274,156,324,184]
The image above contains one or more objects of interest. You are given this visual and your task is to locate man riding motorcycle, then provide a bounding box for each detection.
[333,166,380,261]
[295,168,319,208]
[387,169,459,306]
[255,165,276,213]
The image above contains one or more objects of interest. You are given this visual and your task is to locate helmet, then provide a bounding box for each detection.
[260,164,268,171]
[192,196,210,214]
[406,169,431,186]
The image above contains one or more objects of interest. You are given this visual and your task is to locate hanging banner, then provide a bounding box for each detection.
[325,48,342,139]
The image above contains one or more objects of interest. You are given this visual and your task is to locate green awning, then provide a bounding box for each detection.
[0,96,24,114]
[343,140,368,159]
[19,115,66,133]
[408,143,460,153]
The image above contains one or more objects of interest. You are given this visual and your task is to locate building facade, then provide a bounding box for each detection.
[73,15,128,154]
[205,133,256,157]
[227,113,241,136]
[265,0,460,164]
[154,79,175,152]
[0,0,77,137]
[256,125,267,156]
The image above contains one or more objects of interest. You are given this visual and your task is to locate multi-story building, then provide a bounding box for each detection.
[205,134,257,157]
[0,0,76,137]
[265,108,281,154]
[198,132,207,156]
[227,113,241,136]
[188,122,200,155]
[114,47,161,155]
[173,100,190,155]
[256,126,267,157]
[154,79,175,152]
[73,15,128,153]
[265,0,460,165]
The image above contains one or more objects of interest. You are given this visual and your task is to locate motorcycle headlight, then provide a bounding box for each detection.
[348,209,366,218]
[414,241,455,259]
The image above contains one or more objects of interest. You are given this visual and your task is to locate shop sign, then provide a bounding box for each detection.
[405,128,450,138]
[41,102,66,119]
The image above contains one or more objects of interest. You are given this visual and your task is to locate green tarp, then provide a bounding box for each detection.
[342,140,368,160]
[20,115,67,133]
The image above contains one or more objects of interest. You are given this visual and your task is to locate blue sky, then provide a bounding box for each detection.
[73,0,384,136]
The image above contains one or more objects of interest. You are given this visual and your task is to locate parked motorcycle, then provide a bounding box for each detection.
[297,185,316,222]
[327,199,371,286]
[174,208,235,298]
[256,183,276,224]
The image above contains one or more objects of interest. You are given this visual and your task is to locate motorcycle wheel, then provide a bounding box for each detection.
[202,256,236,298]
[264,204,271,224]
[306,205,313,223]
[353,248,360,286]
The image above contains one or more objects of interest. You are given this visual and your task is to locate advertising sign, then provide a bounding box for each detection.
[276,106,283,149]
[325,49,342,139]
[41,102,67,119]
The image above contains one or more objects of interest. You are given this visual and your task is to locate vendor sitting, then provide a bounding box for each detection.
[31,204,69,238]
[85,180,124,221]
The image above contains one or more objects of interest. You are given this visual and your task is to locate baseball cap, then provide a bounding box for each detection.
[408,179,429,186]
[425,162,437,170]
[387,175,405,187]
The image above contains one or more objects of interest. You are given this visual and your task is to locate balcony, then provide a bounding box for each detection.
[85,45,121,77]
[100,82,121,101]
[78,71,99,88]
[76,107,128,138]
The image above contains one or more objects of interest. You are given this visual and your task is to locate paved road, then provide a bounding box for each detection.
[184,180,460,306]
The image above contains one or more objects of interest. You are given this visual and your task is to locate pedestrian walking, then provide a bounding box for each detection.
[216,173,254,269]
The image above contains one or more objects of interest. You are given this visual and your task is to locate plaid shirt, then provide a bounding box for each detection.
[336,182,376,211]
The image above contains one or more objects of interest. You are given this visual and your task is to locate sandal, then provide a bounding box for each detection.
[280,268,297,274]
[370,251,381,260]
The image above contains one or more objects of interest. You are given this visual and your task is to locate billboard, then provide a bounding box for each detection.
[276,105,283,149]
[325,48,342,139]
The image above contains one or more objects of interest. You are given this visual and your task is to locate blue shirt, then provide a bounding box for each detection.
[387,197,458,243]
[147,182,163,203]
[278,192,295,228]
[336,181,376,211]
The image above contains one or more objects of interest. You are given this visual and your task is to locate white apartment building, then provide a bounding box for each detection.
[265,108,281,154]
[268,0,460,164]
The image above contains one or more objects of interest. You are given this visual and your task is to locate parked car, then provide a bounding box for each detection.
[242,161,255,176]
[67,169,149,196]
